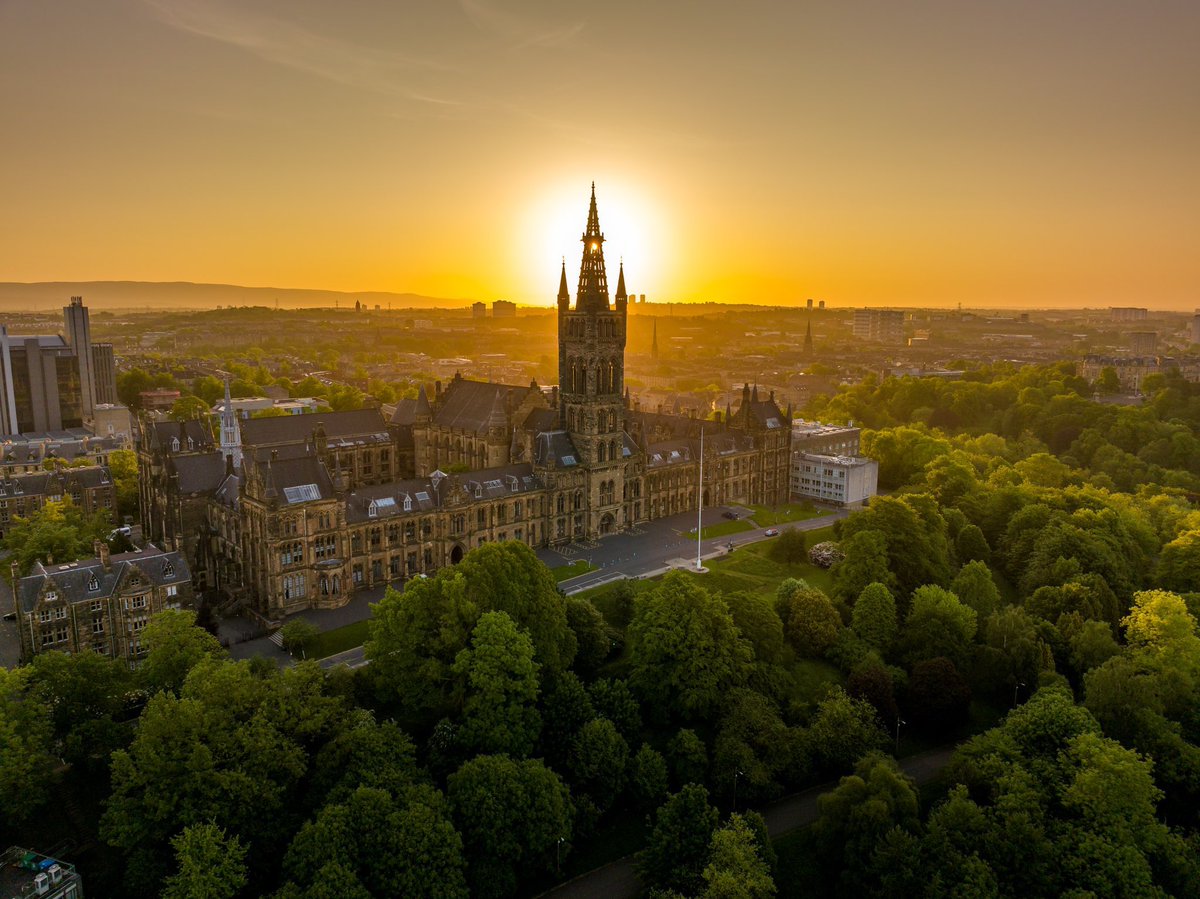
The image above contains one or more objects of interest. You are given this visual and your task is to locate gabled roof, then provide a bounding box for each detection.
[344,463,542,523]
[240,409,388,447]
[522,407,558,433]
[251,453,336,506]
[168,452,226,494]
[390,397,417,426]
[533,431,582,469]
[433,378,531,433]
[0,465,112,497]
[149,420,215,454]
[17,544,190,613]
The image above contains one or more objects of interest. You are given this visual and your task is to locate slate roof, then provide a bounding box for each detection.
[533,431,582,469]
[390,397,417,426]
[742,399,787,430]
[168,452,226,494]
[522,407,558,433]
[149,420,215,454]
[17,544,191,613]
[0,431,124,468]
[214,473,240,508]
[240,409,388,447]
[0,465,112,497]
[251,454,336,506]
[433,379,532,433]
[344,462,542,523]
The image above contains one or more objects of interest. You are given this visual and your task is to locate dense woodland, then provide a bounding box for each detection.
[3,362,1200,897]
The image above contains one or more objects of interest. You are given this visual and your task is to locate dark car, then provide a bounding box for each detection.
[723,511,739,520]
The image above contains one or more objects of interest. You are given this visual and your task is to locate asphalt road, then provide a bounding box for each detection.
[546,505,848,596]
[536,746,956,899]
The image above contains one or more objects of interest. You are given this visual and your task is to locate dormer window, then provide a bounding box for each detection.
[187,437,194,450]
[403,495,412,512]
[163,561,175,579]
[171,437,180,452]
[87,574,99,592]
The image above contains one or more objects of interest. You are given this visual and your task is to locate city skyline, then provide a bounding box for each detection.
[3,1,1199,309]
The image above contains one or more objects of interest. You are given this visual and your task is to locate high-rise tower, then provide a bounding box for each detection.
[558,184,628,536]
[63,296,96,418]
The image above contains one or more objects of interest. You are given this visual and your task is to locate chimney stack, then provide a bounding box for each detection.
[95,538,111,571]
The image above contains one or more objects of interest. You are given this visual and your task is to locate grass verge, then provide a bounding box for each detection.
[308,619,371,660]
[553,559,598,582]
[689,518,755,540]
[747,503,825,527]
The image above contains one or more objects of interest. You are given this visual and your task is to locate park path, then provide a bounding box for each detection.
[535,746,956,899]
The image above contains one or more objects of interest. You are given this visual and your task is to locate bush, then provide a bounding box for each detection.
[809,541,845,569]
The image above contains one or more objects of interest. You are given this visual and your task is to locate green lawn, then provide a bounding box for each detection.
[306,619,371,660]
[688,518,755,540]
[746,502,826,527]
[552,559,598,582]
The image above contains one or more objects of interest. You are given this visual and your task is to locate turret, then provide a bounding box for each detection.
[219,376,242,472]
[557,260,570,312]
[615,260,628,316]
[414,384,432,423]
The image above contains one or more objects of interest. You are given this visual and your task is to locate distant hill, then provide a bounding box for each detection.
[0,281,479,312]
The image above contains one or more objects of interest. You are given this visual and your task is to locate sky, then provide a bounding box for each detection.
[2,0,1198,309]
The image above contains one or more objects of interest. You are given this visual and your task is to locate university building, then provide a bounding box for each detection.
[141,188,793,621]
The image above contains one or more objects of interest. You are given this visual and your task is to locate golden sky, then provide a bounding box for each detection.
[2,1,1198,309]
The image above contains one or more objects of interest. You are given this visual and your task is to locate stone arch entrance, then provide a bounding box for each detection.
[600,512,615,535]
[450,544,465,564]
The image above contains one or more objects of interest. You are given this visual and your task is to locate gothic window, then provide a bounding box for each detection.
[170,437,180,452]
[556,494,565,514]
[598,443,606,463]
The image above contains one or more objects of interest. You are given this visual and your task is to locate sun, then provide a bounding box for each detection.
[516,179,670,306]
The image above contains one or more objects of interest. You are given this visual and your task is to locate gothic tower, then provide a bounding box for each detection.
[558,184,627,537]
[219,376,242,472]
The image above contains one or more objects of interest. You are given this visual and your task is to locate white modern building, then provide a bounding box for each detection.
[791,452,878,507]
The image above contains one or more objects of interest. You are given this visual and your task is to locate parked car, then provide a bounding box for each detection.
[723,511,739,520]
[764,528,780,536]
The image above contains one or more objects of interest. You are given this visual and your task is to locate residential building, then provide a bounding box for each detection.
[1130,332,1158,355]
[138,389,180,411]
[1,847,82,899]
[0,466,117,540]
[472,301,487,318]
[0,431,126,476]
[14,542,192,664]
[852,309,905,344]
[493,299,517,317]
[1110,306,1148,321]
[86,404,135,443]
[791,452,878,507]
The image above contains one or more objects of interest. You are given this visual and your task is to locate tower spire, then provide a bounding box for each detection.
[651,319,659,360]
[576,183,609,311]
[219,376,242,473]
[557,258,570,308]
[803,318,814,356]
[615,260,627,301]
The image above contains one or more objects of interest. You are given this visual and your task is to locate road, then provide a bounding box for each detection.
[545,505,848,596]
[536,746,956,899]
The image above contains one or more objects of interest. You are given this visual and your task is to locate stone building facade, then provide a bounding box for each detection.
[141,188,792,620]
[14,542,192,664]
[0,465,116,541]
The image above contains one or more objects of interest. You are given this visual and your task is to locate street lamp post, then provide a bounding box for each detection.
[1013,680,1026,708]
[895,718,906,756]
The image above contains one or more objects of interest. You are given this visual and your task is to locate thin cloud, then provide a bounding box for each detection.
[458,0,584,49]
[141,0,461,105]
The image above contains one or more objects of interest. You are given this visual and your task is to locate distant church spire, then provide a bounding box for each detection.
[557,258,570,307]
[803,319,814,356]
[219,376,242,472]
[615,260,627,301]
[651,319,659,360]
[576,183,610,311]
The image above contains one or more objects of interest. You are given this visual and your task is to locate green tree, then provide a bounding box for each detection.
[628,572,751,722]
[284,786,468,899]
[569,717,629,810]
[0,667,56,823]
[26,649,133,770]
[279,618,321,657]
[806,687,887,774]
[1156,530,1200,594]
[452,611,541,758]
[630,743,670,809]
[832,529,898,601]
[838,495,954,600]
[724,590,786,665]
[1,499,112,577]
[448,755,574,899]
[700,813,777,899]
[850,582,898,651]
[901,585,977,668]
[950,560,1002,619]
[565,595,612,675]
[169,395,213,422]
[368,542,575,721]
[955,523,991,564]
[310,709,419,805]
[588,677,643,745]
[814,753,920,896]
[637,784,720,894]
[1095,366,1121,394]
[769,527,807,565]
[713,689,802,804]
[162,822,248,899]
[139,609,227,695]
[192,375,225,406]
[669,728,709,788]
[108,448,140,519]
[907,657,972,729]
[539,672,595,770]
[776,579,842,657]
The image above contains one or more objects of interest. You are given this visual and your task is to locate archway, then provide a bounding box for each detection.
[600,512,615,535]
[450,544,465,564]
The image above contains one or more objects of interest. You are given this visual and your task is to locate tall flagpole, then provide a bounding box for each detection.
[696,426,704,570]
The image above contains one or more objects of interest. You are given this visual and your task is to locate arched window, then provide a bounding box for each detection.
[598,443,606,463]
[170,437,180,452]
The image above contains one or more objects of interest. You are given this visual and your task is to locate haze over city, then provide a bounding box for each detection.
[3,0,1199,309]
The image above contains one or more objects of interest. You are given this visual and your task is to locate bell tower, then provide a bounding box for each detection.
[558,183,628,537]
